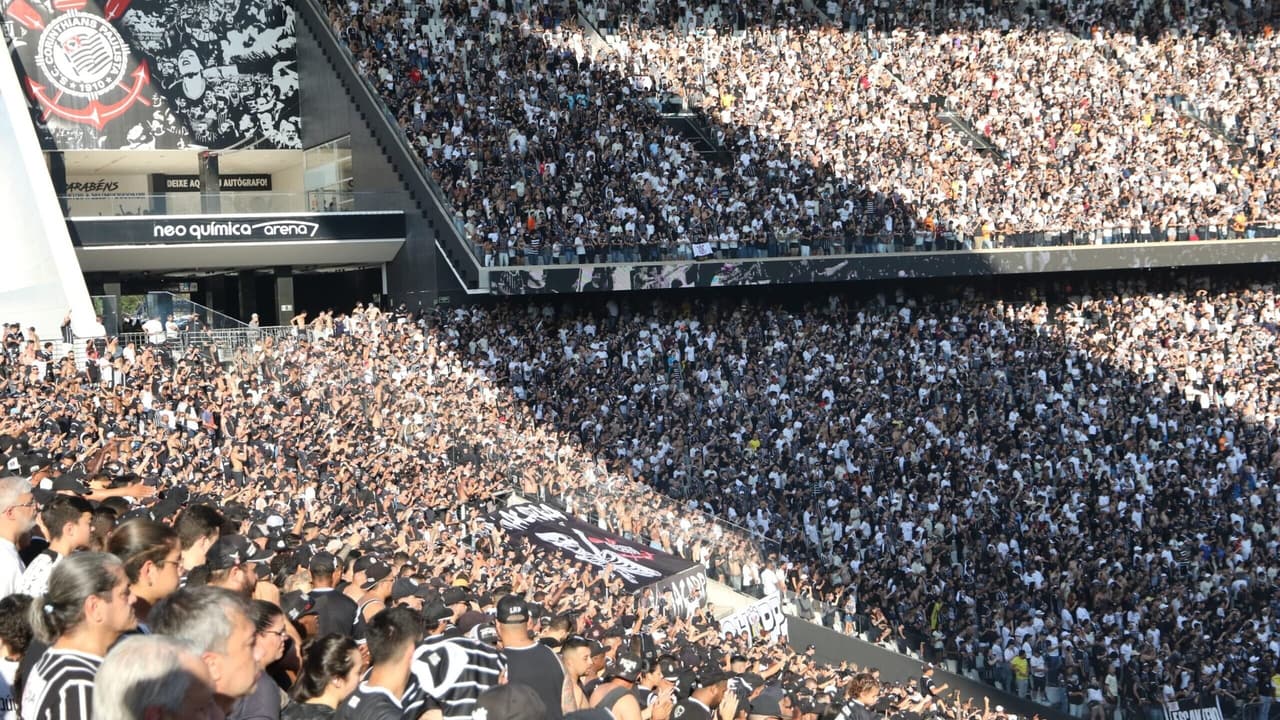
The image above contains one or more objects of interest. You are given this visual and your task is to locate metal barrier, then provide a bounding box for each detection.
[117,326,295,362]
[470,221,1280,267]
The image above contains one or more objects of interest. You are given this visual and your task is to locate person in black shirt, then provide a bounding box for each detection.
[835,673,882,720]
[336,608,421,720]
[282,634,363,720]
[310,553,361,640]
[672,668,731,720]
[1066,670,1086,717]
[496,595,566,720]
[917,664,947,705]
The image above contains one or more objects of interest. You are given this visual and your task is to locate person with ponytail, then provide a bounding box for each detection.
[20,552,136,720]
[281,635,363,720]
[106,519,182,631]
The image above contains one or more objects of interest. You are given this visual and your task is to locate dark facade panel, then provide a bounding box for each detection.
[489,240,1280,294]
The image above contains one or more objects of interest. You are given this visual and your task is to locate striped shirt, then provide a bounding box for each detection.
[404,635,505,720]
[20,649,101,720]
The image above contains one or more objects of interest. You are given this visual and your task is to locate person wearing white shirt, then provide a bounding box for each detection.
[0,477,38,599]
[19,495,93,598]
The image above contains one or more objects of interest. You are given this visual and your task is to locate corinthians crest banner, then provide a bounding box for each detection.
[2,0,300,150]
[488,502,706,595]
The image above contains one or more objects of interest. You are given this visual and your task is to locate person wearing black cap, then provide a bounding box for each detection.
[354,561,394,636]
[204,535,264,598]
[589,654,645,720]
[404,604,504,720]
[747,687,793,720]
[496,594,566,719]
[918,664,947,703]
[672,668,734,720]
[310,553,361,640]
[336,608,422,720]
[441,586,470,624]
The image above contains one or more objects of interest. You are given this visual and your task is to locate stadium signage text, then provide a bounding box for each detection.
[1162,703,1224,720]
[153,174,274,193]
[720,594,788,645]
[69,211,406,246]
[151,220,319,241]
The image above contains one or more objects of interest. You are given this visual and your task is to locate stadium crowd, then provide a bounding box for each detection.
[437,277,1280,718]
[0,301,1008,720]
[327,0,1278,262]
[3,272,1280,718]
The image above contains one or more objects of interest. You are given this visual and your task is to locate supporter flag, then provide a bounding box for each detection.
[488,502,707,616]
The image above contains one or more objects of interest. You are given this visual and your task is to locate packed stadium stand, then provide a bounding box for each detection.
[3,0,1280,719]
[326,0,1279,263]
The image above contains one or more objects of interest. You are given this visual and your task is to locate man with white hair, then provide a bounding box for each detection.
[0,476,37,597]
[93,635,221,720]
[150,586,263,715]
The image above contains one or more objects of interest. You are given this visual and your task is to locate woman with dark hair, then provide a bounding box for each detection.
[281,634,363,720]
[0,594,33,718]
[21,552,135,720]
[106,519,182,630]
[229,600,294,720]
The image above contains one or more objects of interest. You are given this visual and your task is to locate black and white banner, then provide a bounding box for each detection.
[489,502,706,605]
[3,0,299,150]
[1161,700,1223,720]
[649,566,707,620]
[720,594,788,646]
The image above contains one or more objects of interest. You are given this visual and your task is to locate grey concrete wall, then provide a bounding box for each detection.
[295,4,455,309]
[786,618,1073,720]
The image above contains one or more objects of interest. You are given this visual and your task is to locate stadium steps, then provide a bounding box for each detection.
[576,5,734,166]
[934,107,1008,159]
[658,110,733,165]
[1165,94,1244,149]
[297,0,483,294]
[1097,43,1243,150]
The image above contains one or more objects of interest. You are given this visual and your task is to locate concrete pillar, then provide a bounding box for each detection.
[237,270,257,322]
[199,151,220,214]
[274,267,294,325]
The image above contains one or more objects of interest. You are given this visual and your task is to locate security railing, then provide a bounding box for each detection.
[472,220,1280,267]
[117,325,296,361]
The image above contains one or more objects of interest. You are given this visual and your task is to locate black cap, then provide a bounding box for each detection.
[673,670,698,698]
[496,595,530,624]
[749,688,790,719]
[360,561,393,590]
[471,624,500,646]
[282,591,318,621]
[698,667,728,688]
[659,657,682,681]
[391,578,423,601]
[51,472,89,495]
[205,535,263,571]
[442,586,469,606]
[735,673,766,693]
[422,600,452,623]
[609,654,643,683]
